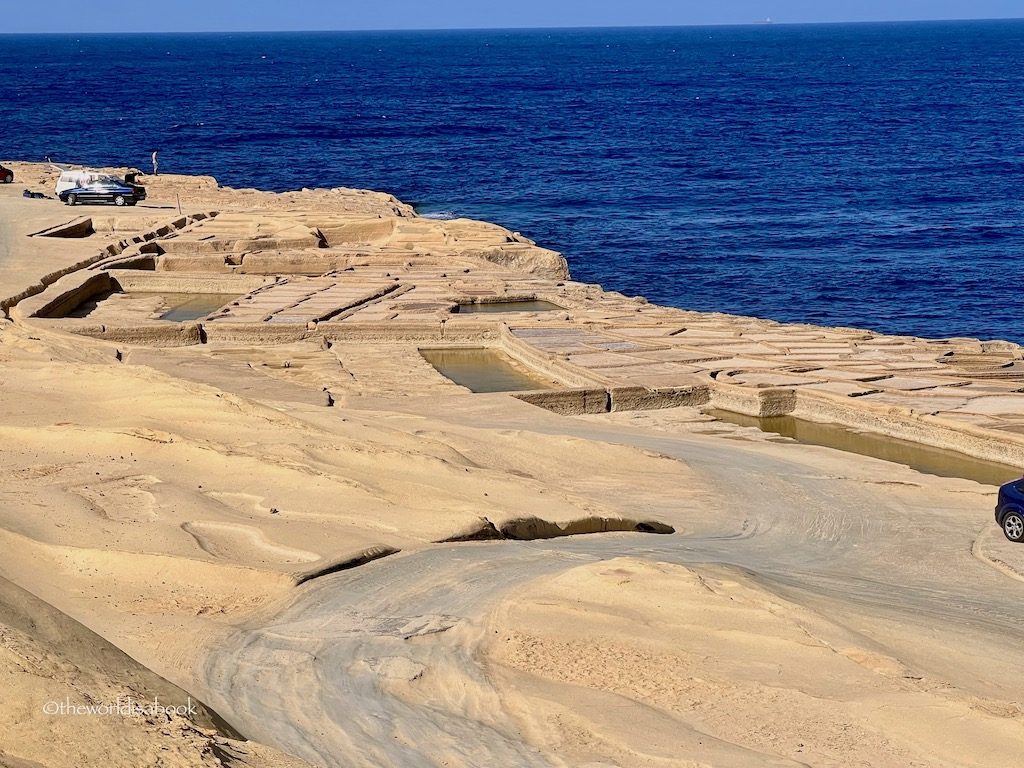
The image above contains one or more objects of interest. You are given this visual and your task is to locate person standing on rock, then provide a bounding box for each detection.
[151,150,159,176]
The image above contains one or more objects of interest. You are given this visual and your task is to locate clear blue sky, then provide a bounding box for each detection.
[5,0,1023,33]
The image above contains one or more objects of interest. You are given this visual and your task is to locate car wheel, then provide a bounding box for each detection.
[113,195,126,206]
[1003,511,1024,542]
[2,173,12,183]
[67,194,78,206]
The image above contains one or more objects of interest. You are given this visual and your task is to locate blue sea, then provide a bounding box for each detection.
[2,22,1023,341]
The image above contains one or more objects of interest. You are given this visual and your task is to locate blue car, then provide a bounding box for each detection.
[59,177,146,207]
[995,478,1024,542]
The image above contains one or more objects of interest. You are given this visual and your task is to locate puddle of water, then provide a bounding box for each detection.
[420,348,556,393]
[157,293,241,322]
[66,292,240,321]
[454,300,563,314]
[709,409,1020,486]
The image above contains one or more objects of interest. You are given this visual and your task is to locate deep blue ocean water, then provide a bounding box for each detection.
[2,22,1023,340]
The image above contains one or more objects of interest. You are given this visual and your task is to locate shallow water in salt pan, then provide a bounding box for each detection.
[420,348,555,393]
[453,301,563,315]
[710,409,1019,486]
[157,293,241,321]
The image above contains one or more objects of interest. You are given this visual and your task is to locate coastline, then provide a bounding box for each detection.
[7,162,1024,470]
[2,161,1023,767]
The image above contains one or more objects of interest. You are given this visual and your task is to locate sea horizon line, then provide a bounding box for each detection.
[2,17,1023,36]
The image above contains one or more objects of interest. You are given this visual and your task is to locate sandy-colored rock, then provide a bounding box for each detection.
[3,162,1024,768]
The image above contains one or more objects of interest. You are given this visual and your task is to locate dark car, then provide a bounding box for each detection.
[995,478,1024,542]
[0,165,12,183]
[60,177,146,207]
